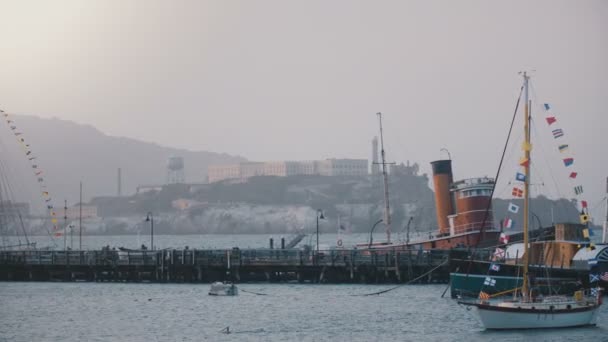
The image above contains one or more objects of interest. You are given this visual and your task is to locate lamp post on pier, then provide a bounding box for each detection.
[145,212,154,250]
[316,209,325,254]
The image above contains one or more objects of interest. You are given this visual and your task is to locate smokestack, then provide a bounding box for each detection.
[431,160,455,234]
[117,168,122,197]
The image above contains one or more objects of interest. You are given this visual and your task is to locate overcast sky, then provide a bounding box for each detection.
[1,1,607,219]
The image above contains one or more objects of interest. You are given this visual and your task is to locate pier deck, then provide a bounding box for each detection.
[0,248,451,284]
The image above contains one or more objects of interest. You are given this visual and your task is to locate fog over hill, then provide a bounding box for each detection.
[0,115,245,210]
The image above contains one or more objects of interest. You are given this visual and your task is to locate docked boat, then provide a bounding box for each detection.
[358,114,501,251]
[461,72,602,329]
[208,282,238,296]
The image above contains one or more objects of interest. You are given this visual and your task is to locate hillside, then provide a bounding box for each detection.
[0,115,245,208]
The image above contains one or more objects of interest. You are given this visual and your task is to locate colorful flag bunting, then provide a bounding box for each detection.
[580,214,590,224]
[511,187,523,198]
[574,185,584,195]
[503,218,514,229]
[515,172,526,182]
[563,158,574,167]
[499,233,509,244]
[490,263,500,272]
[591,288,600,297]
[545,117,557,125]
[569,172,578,179]
[558,144,568,153]
[600,272,608,282]
[508,203,519,213]
[588,258,598,266]
[590,273,600,283]
[552,129,564,138]
[581,200,588,208]
[519,157,529,167]
[583,228,590,238]
[479,291,490,300]
[544,103,551,110]
[521,142,532,152]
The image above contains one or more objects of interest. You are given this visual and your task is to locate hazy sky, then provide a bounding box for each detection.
[1,1,607,218]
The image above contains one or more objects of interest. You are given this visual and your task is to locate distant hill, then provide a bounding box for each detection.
[0,115,245,209]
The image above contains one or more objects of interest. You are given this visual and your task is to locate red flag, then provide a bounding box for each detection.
[54,232,63,237]
[581,200,588,208]
[569,172,578,179]
[545,116,557,125]
[512,187,523,197]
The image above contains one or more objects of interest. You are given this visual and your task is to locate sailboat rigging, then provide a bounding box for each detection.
[461,72,602,330]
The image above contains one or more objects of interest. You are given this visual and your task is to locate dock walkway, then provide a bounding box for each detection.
[0,248,451,284]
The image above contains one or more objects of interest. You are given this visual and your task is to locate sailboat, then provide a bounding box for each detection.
[462,72,602,329]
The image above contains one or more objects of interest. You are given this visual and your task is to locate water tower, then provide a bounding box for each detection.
[167,156,185,184]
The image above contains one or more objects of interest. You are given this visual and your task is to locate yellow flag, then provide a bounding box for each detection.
[522,142,532,151]
[51,218,58,224]
[582,228,590,238]
[580,214,590,224]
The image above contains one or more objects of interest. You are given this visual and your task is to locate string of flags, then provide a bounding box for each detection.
[1,109,62,237]
[543,103,593,243]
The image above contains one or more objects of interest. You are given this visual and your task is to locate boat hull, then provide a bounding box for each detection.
[475,304,599,330]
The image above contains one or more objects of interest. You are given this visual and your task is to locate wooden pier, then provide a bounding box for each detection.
[0,248,451,284]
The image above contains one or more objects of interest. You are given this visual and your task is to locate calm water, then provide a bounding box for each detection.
[2,235,607,341]
[1,283,606,342]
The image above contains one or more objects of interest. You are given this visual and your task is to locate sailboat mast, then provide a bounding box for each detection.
[522,72,531,298]
[377,112,392,243]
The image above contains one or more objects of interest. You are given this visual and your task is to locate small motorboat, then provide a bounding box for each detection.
[208,282,238,296]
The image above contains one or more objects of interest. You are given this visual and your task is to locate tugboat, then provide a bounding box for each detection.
[208,282,238,296]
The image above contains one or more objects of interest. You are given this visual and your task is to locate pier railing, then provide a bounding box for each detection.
[0,248,450,268]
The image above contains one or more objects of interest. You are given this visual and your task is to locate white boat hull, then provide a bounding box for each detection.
[475,305,599,329]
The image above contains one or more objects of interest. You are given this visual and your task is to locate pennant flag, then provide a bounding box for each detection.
[558,144,568,153]
[503,218,514,229]
[508,203,520,213]
[519,157,530,167]
[499,233,509,244]
[493,248,505,259]
[479,291,490,300]
[590,273,600,283]
[489,263,500,272]
[563,158,574,167]
[588,258,598,266]
[544,103,550,110]
[545,117,557,125]
[601,272,608,282]
[581,200,588,208]
[511,187,523,198]
[574,185,584,195]
[583,228,590,238]
[552,129,564,138]
[569,172,578,179]
[515,172,526,182]
[484,277,497,286]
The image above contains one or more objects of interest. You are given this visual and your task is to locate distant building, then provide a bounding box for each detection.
[0,201,30,216]
[58,205,98,220]
[207,159,368,183]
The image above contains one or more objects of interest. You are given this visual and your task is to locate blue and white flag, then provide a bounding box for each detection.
[544,103,551,111]
[590,274,600,283]
[515,172,526,182]
[508,203,520,214]
[484,277,496,286]
[588,258,598,266]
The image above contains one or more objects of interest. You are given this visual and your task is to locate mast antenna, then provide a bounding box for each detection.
[375,112,395,243]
